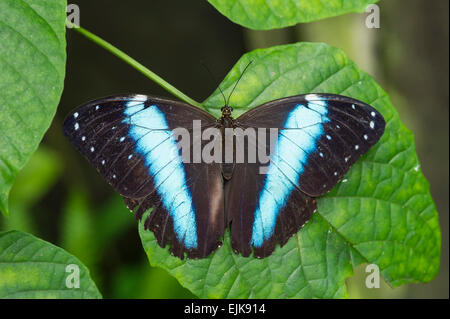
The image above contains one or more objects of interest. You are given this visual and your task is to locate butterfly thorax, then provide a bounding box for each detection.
[218,105,235,180]
[219,105,235,128]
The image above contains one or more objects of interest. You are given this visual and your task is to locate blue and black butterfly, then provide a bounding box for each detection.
[63,92,385,259]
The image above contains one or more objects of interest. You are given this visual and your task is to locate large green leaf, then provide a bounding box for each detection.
[208,0,378,30]
[0,0,67,216]
[0,230,101,298]
[139,42,440,298]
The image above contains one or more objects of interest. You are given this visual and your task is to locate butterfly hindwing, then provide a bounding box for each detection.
[225,159,316,258]
[63,95,224,259]
[227,93,385,257]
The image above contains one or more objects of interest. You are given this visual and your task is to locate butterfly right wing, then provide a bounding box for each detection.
[226,93,385,258]
[63,95,225,259]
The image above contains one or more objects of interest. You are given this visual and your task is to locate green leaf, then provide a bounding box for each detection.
[208,0,378,30]
[0,0,67,216]
[0,230,101,298]
[139,42,440,298]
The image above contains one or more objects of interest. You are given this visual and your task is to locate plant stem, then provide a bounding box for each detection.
[67,23,203,108]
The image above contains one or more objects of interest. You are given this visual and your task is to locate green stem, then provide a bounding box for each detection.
[67,23,203,108]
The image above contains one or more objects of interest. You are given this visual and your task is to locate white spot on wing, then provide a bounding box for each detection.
[101,160,105,165]
[74,112,79,118]
[355,145,359,150]
[133,94,147,101]
[364,134,368,140]
[304,94,321,102]
[81,136,86,141]
[74,123,79,130]
[371,111,376,117]
[127,95,148,107]
[95,105,99,110]
[90,146,94,152]
[370,121,375,129]
[326,134,332,140]
[120,136,125,142]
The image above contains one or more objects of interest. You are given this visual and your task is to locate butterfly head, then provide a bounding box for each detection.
[220,105,233,117]
[219,105,234,127]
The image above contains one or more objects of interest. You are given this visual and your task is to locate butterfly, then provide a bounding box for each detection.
[63,92,385,259]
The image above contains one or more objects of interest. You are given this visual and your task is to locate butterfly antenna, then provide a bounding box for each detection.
[226,60,253,107]
[200,61,227,106]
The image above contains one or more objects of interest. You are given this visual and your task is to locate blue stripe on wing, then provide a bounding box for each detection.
[251,100,329,247]
[123,100,198,249]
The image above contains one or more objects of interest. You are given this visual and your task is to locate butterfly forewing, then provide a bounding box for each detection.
[64,95,224,259]
[236,94,385,196]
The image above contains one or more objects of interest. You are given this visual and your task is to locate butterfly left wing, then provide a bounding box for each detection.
[226,93,385,258]
[63,95,225,259]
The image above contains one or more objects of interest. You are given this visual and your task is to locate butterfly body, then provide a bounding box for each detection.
[64,93,385,259]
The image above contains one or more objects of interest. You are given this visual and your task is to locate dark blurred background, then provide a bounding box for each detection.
[1,0,447,298]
